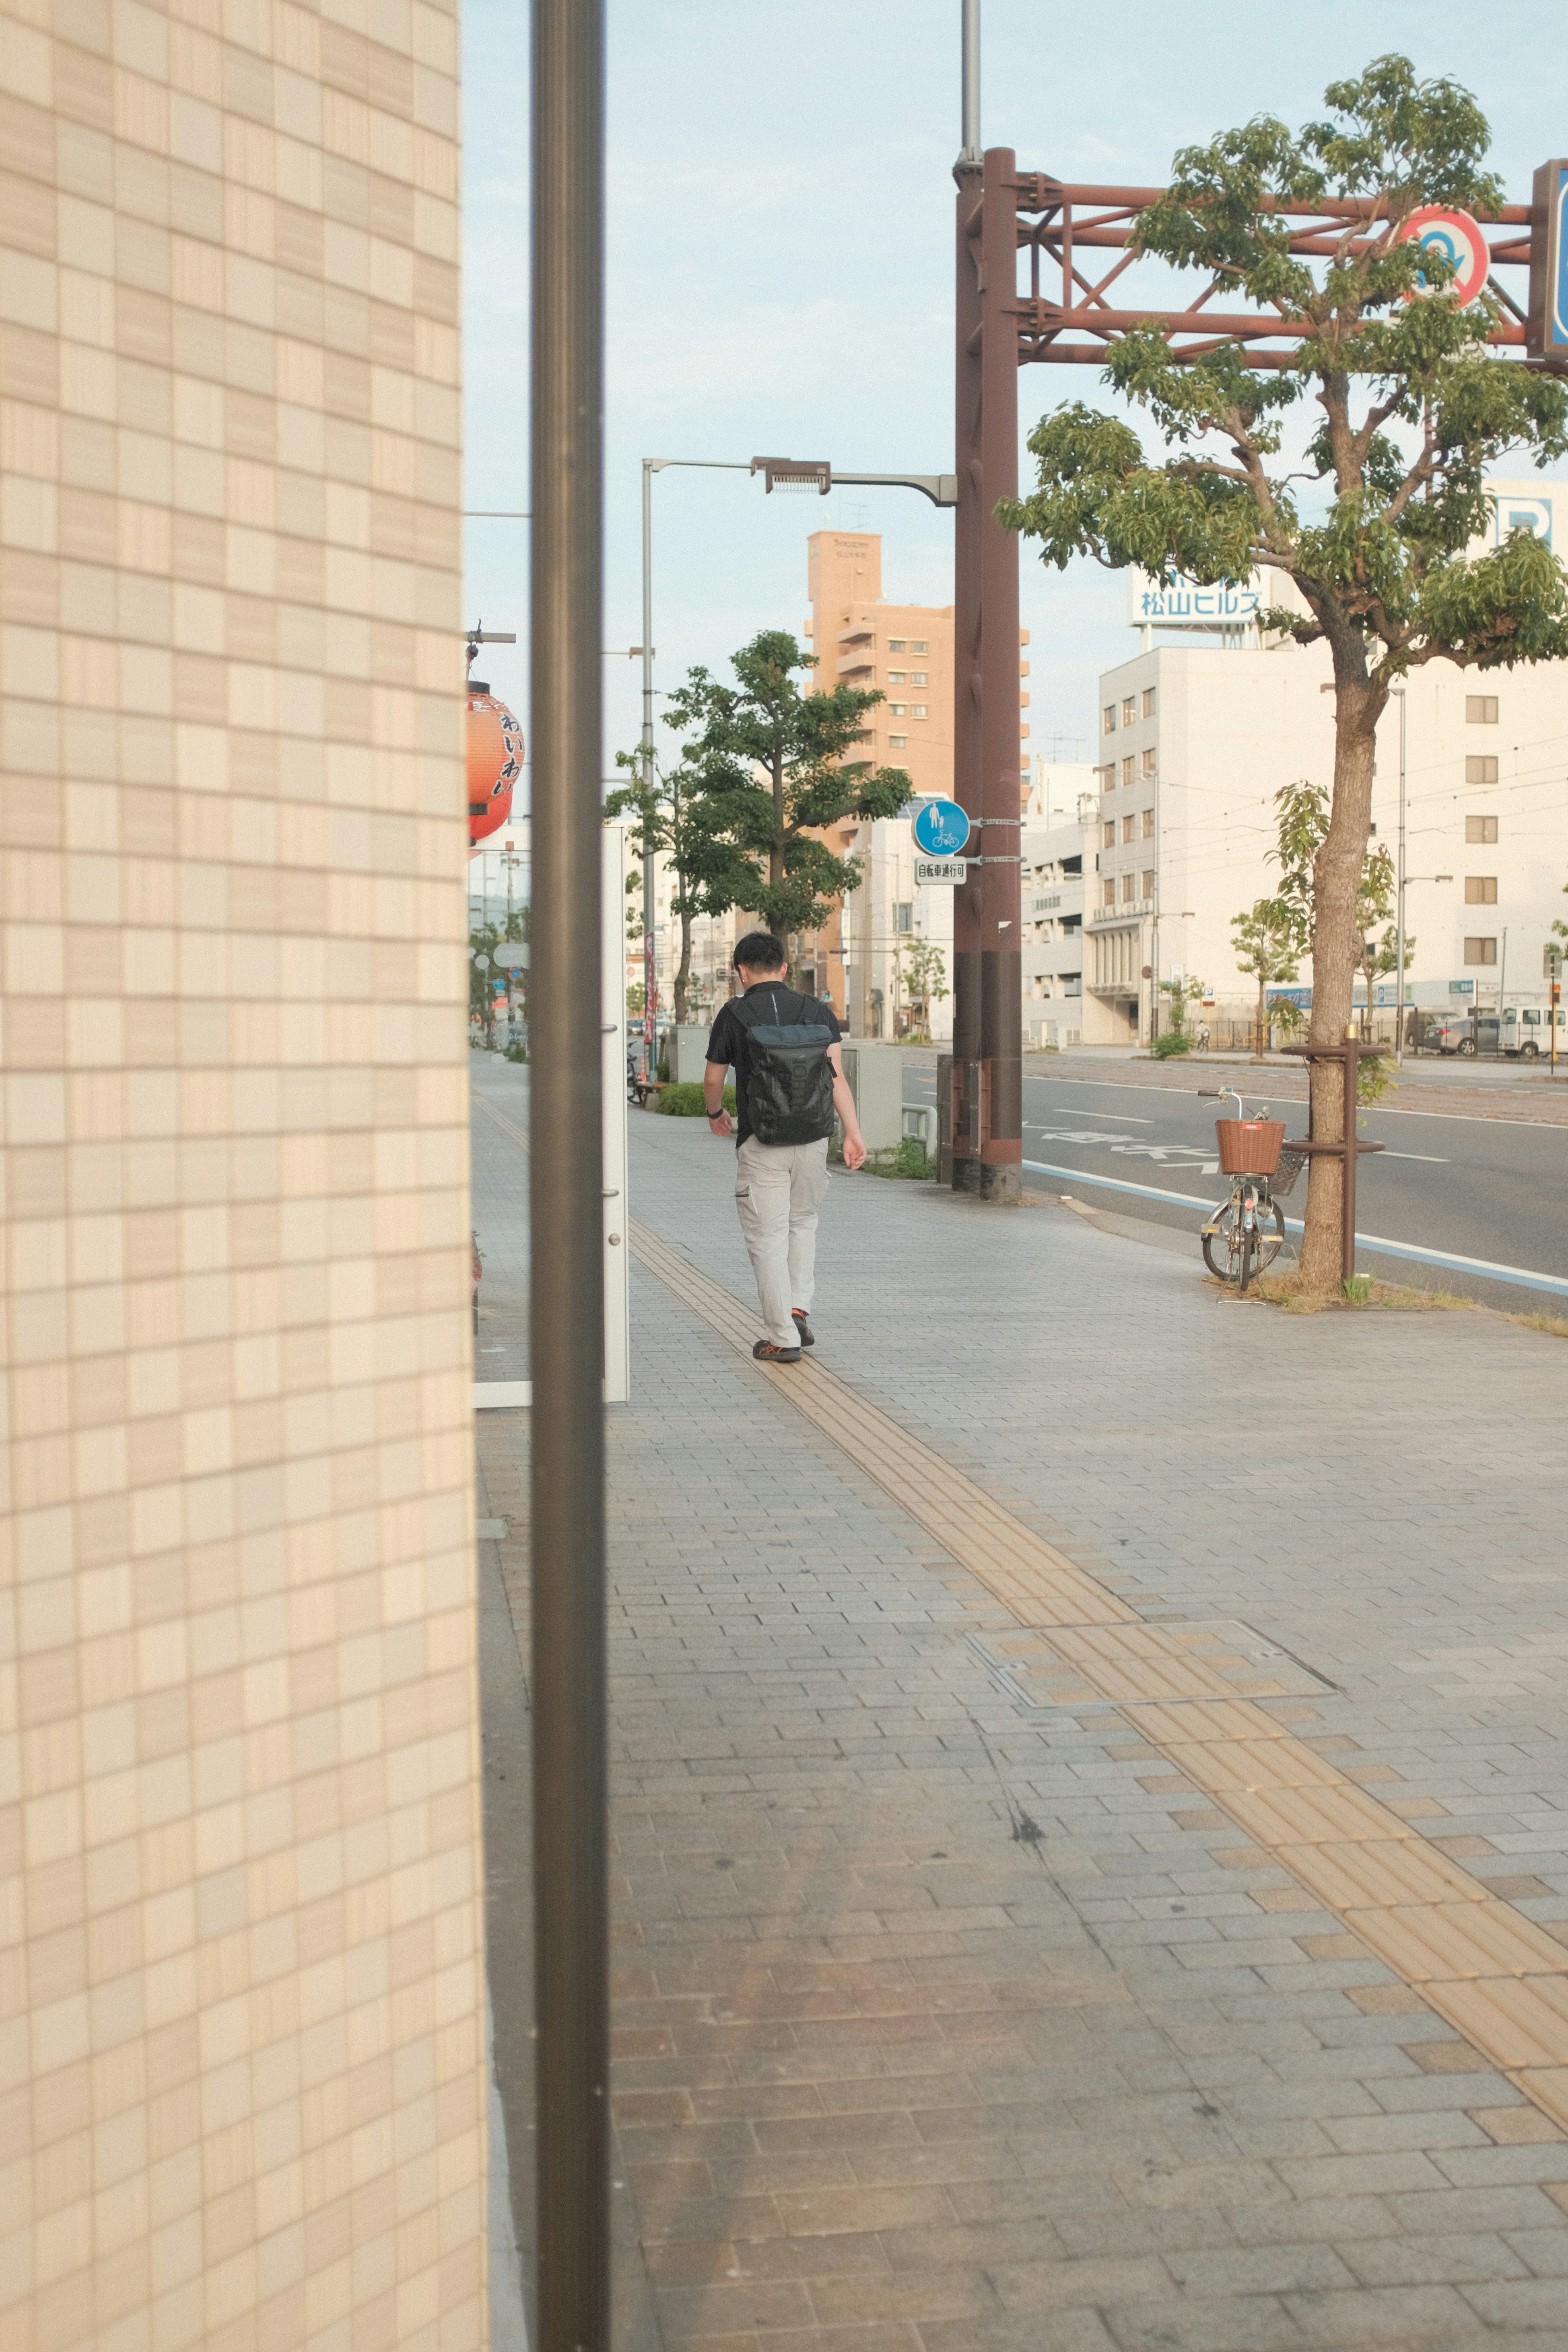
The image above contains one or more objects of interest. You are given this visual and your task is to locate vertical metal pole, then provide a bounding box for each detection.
[958,0,981,166]
[531,0,607,2338]
[1341,1039,1357,1286]
[1393,687,1406,1065]
[952,142,1022,1200]
[641,460,657,1079]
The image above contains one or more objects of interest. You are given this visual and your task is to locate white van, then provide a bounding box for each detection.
[1500,1005,1567,1060]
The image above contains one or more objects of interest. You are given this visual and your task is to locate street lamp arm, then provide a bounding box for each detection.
[831,471,959,508]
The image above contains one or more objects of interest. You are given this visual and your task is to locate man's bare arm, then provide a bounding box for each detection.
[827,1042,866,1170]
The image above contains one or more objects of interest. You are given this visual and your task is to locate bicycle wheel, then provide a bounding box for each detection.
[1202,1196,1245,1284]
[1238,1223,1256,1294]
[1253,1198,1286,1275]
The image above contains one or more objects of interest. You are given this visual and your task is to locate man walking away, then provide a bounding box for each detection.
[703,933,867,1361]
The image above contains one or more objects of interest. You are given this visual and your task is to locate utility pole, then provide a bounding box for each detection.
[640,461,657,1079]
[952,0,1022,1200]
[1392,684,1407,1064]
[531,0,608,2337]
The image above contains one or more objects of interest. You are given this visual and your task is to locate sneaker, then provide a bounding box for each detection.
[791,1310,815,1348]
[752,1338,801,1363]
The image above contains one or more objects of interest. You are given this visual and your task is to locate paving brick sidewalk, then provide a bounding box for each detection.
[473,1062,1568,2349]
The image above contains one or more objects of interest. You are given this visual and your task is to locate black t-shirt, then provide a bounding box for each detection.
[705,982,842,1146]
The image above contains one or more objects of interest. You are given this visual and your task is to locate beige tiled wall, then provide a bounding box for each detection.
[0,0,485,2342]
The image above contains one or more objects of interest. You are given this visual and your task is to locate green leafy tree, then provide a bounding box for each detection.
[606,751,708,1022]
[1160,973,1205,1035]
[1000,56,1568,1284]
[468,908,527,1046]
[903,937,950,1043]
[1270,780,1400,1090]
[659,631,914,947]
[1230,899,1299,1058]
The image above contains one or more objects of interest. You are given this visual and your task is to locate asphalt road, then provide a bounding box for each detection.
[902,1058,1568,1312]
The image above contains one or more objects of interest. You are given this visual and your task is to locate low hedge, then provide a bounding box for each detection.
[654,1082,737,1117]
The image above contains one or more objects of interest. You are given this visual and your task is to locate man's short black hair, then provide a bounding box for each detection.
[733,931,786,973]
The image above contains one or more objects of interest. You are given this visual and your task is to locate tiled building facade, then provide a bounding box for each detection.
[0,0,485,2342]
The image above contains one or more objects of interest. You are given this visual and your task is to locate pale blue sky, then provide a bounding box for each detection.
[459,0,1568,803]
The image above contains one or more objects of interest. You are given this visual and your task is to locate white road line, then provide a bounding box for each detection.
[1049,1109,1154,1122]
[1379,1150,1449,1163]
[1034,1072,1568,1132]
[1020,1161,1568,1299]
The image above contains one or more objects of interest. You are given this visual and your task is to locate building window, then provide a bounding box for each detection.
[1141,746,1156,778]
[1465,754,1498,784]
[1466,695,1498,723]
[912,671,927,685]
[1121,696,1135,726]
[1142,686,1156,717]
[889,734,907,748]
[1465,813,1498,842]
[913,705,928,718]
[1141,808,1154,839]
[911,639,927,653]
[1464,876,1498,903]
[888,670,906,684]
[1121,815,1135,844]
[888,637,905,651]
[1120,755,1134,787]
[1464,936,1497,965]
[1104,822,1116,849]
[1142,868,1155,899]
[1121,872,1136,903]
[889,703,906,716]
[1102,704,1117,734]
[1103,879,1116,908]
[893,902,913,933]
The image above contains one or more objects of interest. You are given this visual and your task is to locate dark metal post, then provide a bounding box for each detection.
[1341,1036,1358,1286]
[530,0,608,2339]
[951,142,1023,1201]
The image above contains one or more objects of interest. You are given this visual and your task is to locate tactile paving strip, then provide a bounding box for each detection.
[621,1202,1568,2134]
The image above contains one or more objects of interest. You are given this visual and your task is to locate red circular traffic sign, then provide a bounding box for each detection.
[1395,205,1489,308]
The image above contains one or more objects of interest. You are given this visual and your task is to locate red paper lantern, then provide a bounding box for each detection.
[468,682,523,845]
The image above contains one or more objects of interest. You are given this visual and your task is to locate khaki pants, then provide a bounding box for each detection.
[734,1136,829,1348]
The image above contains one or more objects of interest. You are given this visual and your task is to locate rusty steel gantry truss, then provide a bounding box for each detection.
[949,150,1547,1202]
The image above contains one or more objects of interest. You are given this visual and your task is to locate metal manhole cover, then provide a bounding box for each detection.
[965,1617,1336,1710]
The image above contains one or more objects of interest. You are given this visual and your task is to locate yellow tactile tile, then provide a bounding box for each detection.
[1165,1738,1346,1793]
[1344,1904,1568,1984]
[1122,1698,1292,1745]
[1513,2069,1568,2132]
[1277,1839,1496,1911]
[1423,1975,1568,2070]
[1218,1781,1417,1848]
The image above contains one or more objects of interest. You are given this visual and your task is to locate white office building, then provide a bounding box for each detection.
[1085,479,1568,1043]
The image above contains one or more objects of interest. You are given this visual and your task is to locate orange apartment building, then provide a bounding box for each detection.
[802,531,1029,1034]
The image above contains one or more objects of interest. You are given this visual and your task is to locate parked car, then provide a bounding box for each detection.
[1428,1014,1488,1055]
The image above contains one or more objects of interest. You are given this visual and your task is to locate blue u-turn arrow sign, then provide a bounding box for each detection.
[911,798,971,856]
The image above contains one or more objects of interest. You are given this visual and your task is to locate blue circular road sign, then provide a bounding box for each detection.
[912,798,970,856]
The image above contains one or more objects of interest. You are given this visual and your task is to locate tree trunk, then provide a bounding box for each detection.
[769,750,785,891]
[1253,972,1265,1060]
[673,907,692,1024]
[1298,679,1383,1291]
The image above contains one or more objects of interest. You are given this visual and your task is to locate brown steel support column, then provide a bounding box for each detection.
[530,0,608,2339]
[952,146,1022,1201]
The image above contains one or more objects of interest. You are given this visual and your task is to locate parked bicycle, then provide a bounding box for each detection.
[1197,1088,1305,1292]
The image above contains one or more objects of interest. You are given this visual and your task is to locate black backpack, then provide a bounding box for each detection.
[731,989,837,1146]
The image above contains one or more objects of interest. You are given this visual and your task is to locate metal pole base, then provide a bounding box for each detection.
[953,1161,1021,1204]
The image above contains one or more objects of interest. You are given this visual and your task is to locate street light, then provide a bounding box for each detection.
[635,453,959,1073]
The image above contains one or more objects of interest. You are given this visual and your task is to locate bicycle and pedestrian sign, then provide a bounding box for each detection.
[911,798,971,856]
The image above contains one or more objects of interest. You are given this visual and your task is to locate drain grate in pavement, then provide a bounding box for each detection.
[966,1616,1336,1709]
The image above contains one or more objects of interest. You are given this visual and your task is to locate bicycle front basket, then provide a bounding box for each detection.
[1271,1144,1308,1197]
[1214,1118,1284,1176]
